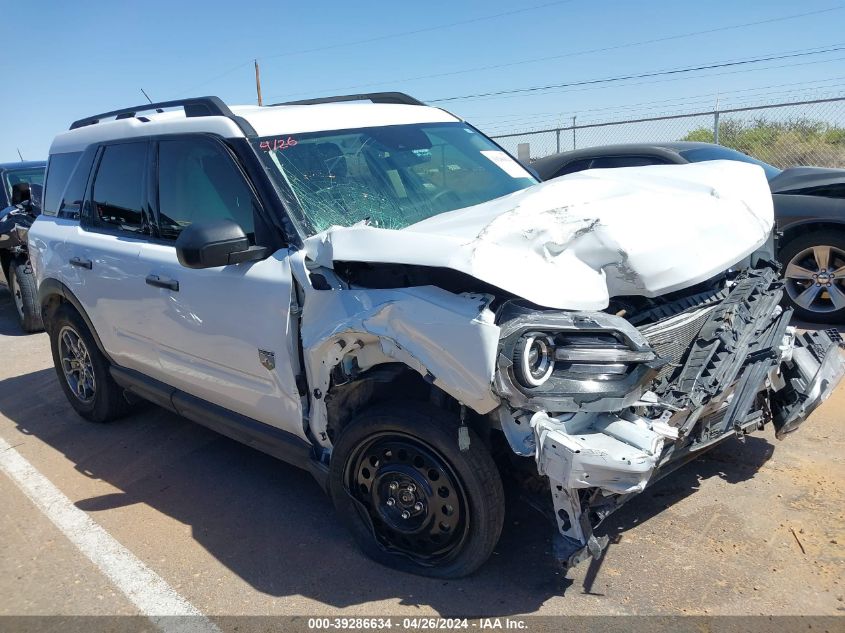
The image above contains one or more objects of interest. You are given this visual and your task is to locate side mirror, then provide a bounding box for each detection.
[175,219,267,269]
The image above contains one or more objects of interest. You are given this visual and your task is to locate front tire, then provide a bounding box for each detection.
[329,402,505,578]
[48,304,131,422]
[780,229,845,323]
[9,260,43,333]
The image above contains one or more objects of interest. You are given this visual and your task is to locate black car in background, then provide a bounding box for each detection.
[0,161,46,332]
[533,143,845,323]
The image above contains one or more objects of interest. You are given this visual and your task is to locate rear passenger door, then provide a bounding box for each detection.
[66,140,162,374]
[137,135,305,438]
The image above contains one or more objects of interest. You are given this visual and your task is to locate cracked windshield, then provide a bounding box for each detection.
[253,122,536,235]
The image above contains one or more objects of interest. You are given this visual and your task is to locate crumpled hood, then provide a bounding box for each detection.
[304,160,774,310]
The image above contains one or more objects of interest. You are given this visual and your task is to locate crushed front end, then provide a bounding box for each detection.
[493,266,844,568]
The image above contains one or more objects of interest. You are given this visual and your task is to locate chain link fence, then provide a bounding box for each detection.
[488,97,845,168]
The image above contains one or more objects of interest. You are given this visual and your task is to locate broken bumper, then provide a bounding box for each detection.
[495,268,845,568]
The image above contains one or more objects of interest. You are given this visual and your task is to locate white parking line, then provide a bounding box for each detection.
[0,435,220,633]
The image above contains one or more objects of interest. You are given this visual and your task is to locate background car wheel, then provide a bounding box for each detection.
[329,402,505,578]
[780,229,845,324]
[9,260,43,333]
[48,304,131,423]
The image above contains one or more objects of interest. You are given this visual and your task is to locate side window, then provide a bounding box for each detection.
[588,155,668,169]
[90,143,150,235]
[157,137,256,241]
[57,148,96,219]
[43,152,82,216]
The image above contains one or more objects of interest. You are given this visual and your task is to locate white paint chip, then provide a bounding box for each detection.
[0,435,220,633]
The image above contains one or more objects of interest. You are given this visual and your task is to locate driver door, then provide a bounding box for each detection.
[137,135,305,439]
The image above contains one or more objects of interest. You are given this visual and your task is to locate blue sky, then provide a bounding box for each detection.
[2,0,844,161]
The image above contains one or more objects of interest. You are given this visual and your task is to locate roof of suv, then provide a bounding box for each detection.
[50,98,460,155]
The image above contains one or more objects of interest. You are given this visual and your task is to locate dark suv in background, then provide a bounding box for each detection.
[533,142,845,324]
[0,161,46,331]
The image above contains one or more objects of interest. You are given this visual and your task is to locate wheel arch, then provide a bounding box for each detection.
[779,220,845,252]
[38,278,112,362]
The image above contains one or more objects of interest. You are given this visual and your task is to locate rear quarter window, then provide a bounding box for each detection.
[43,152,83,217]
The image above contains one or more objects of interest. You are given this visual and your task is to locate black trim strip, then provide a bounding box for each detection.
[109,365,329,489]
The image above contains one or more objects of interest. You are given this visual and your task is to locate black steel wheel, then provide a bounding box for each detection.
[348,433,470,565]
[329,402,505,578]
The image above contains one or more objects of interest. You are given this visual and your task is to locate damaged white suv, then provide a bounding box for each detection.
[30,93,844,577]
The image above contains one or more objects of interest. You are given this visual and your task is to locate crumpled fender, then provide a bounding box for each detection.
[291,254,501,447]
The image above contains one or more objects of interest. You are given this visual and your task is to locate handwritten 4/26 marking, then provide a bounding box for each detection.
[260,137,298,151]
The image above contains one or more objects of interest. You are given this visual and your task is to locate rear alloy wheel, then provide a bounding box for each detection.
[49,304,132,422]
[781,230,845,323]
[329,402,505,578]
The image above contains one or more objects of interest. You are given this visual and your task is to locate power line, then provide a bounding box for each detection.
[264,5,845,101]
[173,0,577,97]
[429,44,845,103]
[472,77,845,129]
[260,0,579,61]
[472,53,845,105]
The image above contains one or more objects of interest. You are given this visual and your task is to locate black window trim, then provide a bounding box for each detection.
[151,133,267,246]
[77,132,301,251]
[81,139,154,240]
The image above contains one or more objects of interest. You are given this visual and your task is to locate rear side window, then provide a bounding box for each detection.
[156,137,256,241]
[43,153,81,216]
[91,143,150,235]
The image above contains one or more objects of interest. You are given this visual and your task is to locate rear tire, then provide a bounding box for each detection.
[9,260,43,333]
[779,229,845,324]
[48,304,131,422]
[329,402,505,578]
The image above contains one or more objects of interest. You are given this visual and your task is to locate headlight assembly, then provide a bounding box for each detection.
[494,303,667,412]
[513,333,555,387]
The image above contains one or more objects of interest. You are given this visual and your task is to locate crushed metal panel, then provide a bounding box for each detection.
[304,161,774,311]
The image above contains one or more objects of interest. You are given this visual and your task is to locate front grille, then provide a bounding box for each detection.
[637,303,719,383]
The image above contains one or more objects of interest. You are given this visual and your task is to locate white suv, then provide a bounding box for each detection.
[29,93,844,577]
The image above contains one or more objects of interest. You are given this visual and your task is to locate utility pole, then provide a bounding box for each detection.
[572,115,577,150]
[254,59,263,106]
[713,93,720,145]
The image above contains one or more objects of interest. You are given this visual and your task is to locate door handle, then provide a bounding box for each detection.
[145,274,179,292]
[69,256,93,269]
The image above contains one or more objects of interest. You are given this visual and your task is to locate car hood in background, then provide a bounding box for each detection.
[769,166,845,194]
[303,160,774,311]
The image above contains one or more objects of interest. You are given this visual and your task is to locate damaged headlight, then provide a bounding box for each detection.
[496,303,666,412]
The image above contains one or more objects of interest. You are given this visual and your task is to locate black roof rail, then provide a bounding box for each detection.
[272,92,425,107]
[69,96,256,136]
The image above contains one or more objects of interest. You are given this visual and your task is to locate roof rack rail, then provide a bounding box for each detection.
[272,92,425,107]
[69,96,254,133]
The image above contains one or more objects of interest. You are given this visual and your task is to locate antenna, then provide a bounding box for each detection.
[16,148,24,161]
[141,88,154,104]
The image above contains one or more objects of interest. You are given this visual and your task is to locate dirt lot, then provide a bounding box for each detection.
[0,284,843,621]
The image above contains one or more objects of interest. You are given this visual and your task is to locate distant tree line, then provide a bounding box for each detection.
[683,118,845,168]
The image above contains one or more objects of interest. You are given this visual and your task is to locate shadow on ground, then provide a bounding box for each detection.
[0,363,781,615]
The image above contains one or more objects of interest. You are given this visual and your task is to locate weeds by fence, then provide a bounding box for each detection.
[488,97,845,168]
